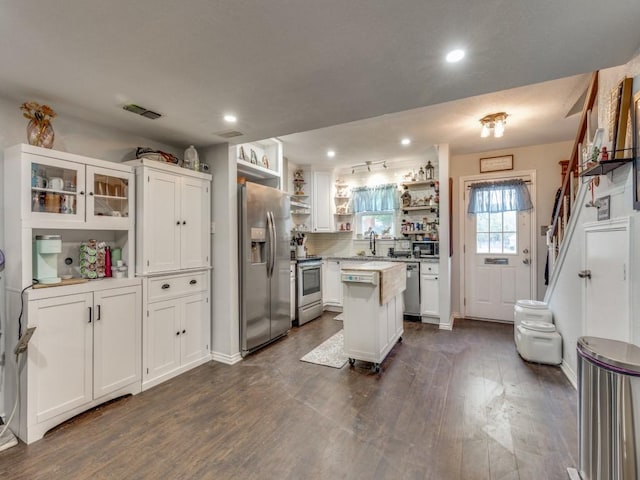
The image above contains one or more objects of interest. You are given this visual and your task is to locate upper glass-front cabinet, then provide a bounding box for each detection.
[86,166,130,222]
[24,151,133,229]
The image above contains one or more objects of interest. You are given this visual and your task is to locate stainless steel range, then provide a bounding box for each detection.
[296,257,323,325]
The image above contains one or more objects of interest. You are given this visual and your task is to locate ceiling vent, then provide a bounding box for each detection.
[214,130,244,138]
[123,104,162,120]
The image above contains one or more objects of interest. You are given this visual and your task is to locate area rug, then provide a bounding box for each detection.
[334,313,344,321]
[300,330,347,368]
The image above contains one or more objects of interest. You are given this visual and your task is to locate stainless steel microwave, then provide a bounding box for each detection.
[412,241,439,258]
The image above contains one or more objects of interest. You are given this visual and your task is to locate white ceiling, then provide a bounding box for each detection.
[1,1,639,165]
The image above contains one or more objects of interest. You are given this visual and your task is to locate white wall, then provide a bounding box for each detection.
[202,144,241,364]
[545,56,640,381]
[0,94,181,419]
[449,140,573,316]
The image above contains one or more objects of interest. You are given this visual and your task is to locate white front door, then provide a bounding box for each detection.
[463,177,534,321]
[583,219,630,341]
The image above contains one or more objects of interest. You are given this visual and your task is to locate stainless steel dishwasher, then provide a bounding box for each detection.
[403,262,420,316]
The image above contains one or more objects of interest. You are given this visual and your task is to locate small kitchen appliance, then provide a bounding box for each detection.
[33,235,62,284]
[412,240,439,258]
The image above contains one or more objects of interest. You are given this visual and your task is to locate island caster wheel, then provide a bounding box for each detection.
[348,358,356,366]
[372,363,381,373]
[398,336,403,343]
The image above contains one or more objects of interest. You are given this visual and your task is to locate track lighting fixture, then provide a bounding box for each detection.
[350,159,388,174]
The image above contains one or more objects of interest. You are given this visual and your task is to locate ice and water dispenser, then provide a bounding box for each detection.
[250,227,266,264]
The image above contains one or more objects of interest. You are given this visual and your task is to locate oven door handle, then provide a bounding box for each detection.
[298,265,320,271]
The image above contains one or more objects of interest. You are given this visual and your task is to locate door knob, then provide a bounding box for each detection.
[523,248,529,254]
[578,270,592,279]
[522,258,530,265]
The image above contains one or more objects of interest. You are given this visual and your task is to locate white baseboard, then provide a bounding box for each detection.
[561,360,577,390]
[439,313,456,331]
[212,351,242,365]
[323,305,342,313]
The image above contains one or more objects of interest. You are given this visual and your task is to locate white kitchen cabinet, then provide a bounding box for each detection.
[142,272,211,390]
[290,262,296,322]
[420,262,440,320]
[4,143,134,230]
[323,260,343,306]
[15,283,142,444]
[3,144,142,445]
[312,170,333,232]
[128,159,211,275]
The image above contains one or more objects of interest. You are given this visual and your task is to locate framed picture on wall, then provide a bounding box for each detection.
[633,91,640,210]
[479,154,513,173]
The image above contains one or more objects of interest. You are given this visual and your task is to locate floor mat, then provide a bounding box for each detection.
[300,330,347,368]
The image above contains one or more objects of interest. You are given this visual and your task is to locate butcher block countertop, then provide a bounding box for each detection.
[341,261,406,305]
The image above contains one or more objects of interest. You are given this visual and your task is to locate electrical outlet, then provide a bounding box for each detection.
[540,225,548,236]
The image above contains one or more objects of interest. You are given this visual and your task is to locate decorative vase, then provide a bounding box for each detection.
[27,119,55,148]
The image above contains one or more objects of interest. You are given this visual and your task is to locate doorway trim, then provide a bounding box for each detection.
[458,169,537,319]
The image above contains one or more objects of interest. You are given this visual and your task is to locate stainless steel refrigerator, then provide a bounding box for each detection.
[238,182,291,355]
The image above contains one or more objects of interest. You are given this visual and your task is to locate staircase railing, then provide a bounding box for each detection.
[547,71,599,273]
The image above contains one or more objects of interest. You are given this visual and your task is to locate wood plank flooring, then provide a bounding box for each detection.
[0,315,577,479]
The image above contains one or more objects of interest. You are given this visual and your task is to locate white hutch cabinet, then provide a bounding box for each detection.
[3,144,141,444]
[126,159,212,391]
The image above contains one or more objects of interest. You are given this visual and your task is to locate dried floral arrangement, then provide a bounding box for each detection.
[20,101,56,124]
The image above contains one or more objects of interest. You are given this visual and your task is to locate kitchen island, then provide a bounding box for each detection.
[341,261,406,372]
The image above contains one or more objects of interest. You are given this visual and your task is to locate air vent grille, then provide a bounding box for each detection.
[123,104,162,120]
[214,130,244,138]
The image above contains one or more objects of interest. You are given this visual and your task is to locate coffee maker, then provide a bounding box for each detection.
[33,235,62,284]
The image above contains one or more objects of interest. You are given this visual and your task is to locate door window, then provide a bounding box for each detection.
[475,211,517,254]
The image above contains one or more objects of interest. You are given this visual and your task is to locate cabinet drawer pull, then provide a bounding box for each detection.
[88,306,92,323]
[176,221,181,225]
[96,305,101,321]
[189,279,197,285]
[80,191,85,196]
[161,284,170,289]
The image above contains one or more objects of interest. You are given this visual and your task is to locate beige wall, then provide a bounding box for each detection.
[449,140,573,316]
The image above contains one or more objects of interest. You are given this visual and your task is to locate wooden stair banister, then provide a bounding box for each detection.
[549,70,599,243]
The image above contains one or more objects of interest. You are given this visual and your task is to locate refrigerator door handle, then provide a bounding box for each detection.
[267,211,274,278]
[270,210,277,278]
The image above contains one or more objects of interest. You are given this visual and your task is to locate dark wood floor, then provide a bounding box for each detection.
[0,315,577,479]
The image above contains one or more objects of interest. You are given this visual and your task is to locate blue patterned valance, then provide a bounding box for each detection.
[467,179,533,214]
[352,183,398,213]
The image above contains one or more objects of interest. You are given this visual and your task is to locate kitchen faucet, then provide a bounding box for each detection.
[369,230,376,256]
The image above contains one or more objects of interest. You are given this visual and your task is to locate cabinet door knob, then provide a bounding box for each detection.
[189,279,197,285]
[182,221,186,225]
[89,192,94,196]
[161,283,170,289]
[176,221,181,225]
[80,191,85,196]
[182,329,186,334]
[176,331,180,336]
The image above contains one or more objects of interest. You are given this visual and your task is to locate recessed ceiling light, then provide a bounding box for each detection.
[445,49,465,63]
[401,138,411,146]
[327,150,336,158]
[223,114,237,123]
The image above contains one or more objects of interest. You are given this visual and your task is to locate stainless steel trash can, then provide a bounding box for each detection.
[577,336,640,479]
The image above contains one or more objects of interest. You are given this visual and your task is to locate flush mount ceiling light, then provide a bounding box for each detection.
[350,160,387,174]
[401,138,411,146]
[327,150,336,158]
[445,49,465,63]
[479,112,508,138]
[223,114,237,123]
